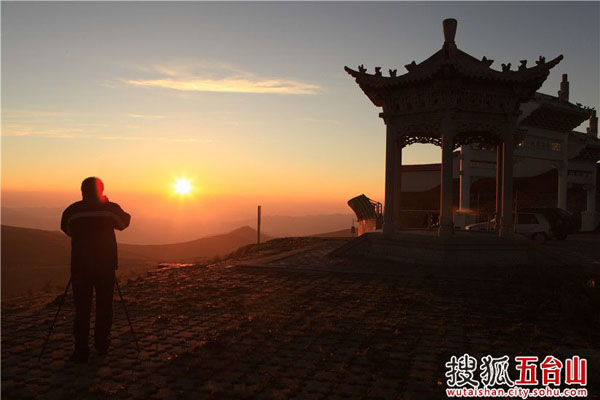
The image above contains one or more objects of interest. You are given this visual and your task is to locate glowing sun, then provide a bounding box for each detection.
[174,178,192,195]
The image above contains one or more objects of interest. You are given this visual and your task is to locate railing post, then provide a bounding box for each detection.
[257,205,261,244]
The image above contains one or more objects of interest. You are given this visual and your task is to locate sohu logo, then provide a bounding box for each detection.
[445,354,587,388]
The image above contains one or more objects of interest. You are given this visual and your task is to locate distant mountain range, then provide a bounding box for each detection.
[120,226,271,262]
[1,206,355,244]
[231,214,354,238]
[0,225,270,299]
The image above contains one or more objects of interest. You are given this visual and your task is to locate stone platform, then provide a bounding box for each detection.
[2,236,599,399]
[330,230,534,267]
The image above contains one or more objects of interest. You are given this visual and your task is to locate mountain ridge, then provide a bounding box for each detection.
[0,224,271,298]
[1,207,354,244]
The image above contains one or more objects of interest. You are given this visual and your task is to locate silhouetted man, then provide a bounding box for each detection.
[61,177,131,362]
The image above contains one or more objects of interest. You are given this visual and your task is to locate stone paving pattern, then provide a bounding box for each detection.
[2,236,600,399]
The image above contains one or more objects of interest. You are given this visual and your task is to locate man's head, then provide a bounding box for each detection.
[81,177,106,202]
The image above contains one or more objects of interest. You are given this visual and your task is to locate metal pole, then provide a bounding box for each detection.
[115,279,140,353]
[39,277,72,360]
[257,205,261,244]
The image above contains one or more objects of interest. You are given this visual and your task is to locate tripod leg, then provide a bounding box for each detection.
[115,278,140,353]
[39,277,72,361]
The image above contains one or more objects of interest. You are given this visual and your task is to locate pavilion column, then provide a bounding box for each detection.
[383,123,397,235]
[393,139,404,230]
[587,184,596,213]
[581,167,598,231]
[557,163,568,210]
[587,167,597,213]
[439,123,456,238]
[500,125,515,238]
[459,146,471,211]
[495,144,503,230]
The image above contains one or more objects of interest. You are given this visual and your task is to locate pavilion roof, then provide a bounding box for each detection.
[521,93,593,132]
[345,19,563,106]
[533,92,593,115]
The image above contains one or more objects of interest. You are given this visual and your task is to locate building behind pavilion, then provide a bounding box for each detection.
[400,78,599,231]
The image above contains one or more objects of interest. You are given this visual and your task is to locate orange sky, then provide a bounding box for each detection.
[2,2,598,241]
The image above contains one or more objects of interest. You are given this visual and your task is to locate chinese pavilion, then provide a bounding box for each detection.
[345,19,564,238]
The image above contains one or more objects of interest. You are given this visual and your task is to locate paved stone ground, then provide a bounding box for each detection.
[2,237,600,399]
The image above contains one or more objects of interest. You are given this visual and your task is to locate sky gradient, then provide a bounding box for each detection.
[2,2,599,238]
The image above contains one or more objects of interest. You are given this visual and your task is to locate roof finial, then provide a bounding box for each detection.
[558,74,569,102]
[443,18,457,44]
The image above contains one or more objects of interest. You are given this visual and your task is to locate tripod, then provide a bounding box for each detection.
[38,278,71,360]
[39,275,140,360]
[115,279,140,353]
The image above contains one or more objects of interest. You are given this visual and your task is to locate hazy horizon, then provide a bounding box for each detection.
[2,2,599,241]
[1,200,355,244]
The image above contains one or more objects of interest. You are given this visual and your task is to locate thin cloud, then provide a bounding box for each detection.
[2,108,70,117]
[125,63,320,95]
[126,78,320,95]
[136,61,254,78]
[2,110,212,143]
[1,126,82,138]
[2,128,214,144]
[129,113,166,119]
[97,135,215,144]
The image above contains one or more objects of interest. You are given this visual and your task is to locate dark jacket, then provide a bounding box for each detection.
[61,199,131,270]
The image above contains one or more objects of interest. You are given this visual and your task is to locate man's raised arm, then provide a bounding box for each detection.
[110,203,131,231]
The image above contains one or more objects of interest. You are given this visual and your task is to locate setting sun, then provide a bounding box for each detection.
[174,178,192,195]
